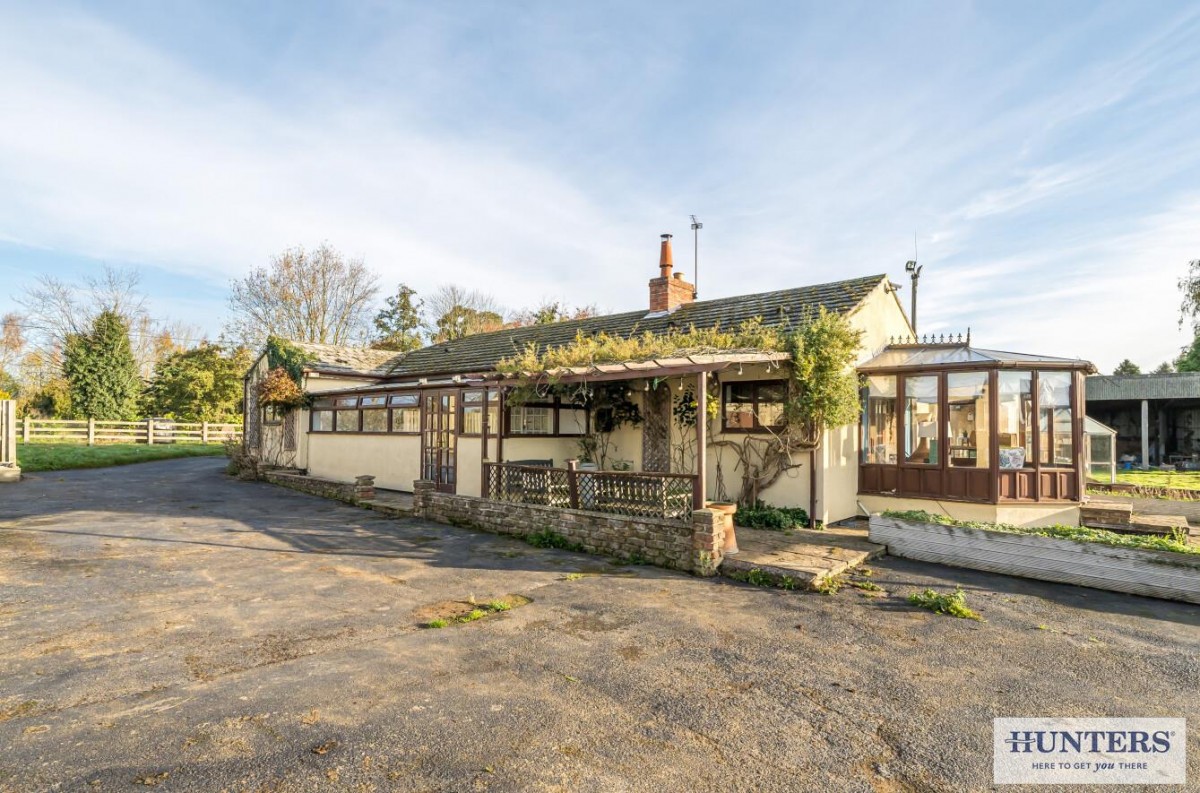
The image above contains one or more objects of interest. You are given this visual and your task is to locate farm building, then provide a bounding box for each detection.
[1086,372,1200,469]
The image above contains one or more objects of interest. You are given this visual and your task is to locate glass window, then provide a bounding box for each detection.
[756,383,786,427]
[312,397,334,409]
[312,410,333,432]
[863,375,897,464]
[947,372,989,469]
[509,406,554,435]
[361,395,386,407]
[1039,372,1074,466]
[362,409,388,432]
[462,404,483,434]
[560,407,588,436]
[998,371,1033,468]
[391,406,420,433]
[462,390,483,404]
[335,410,359,432]
[904,375,940,465]
[723,383,755,430]
[335,397,359,407]
[389,394,419,407]
[722,381,786,431]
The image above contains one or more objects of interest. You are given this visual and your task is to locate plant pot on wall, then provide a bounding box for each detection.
[707,501,739,554]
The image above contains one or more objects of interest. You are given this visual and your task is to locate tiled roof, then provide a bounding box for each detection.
[387,274,888,379]
[1086,372,1200,402]
[289,342,406,377]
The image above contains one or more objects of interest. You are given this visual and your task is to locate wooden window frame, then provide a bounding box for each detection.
[857,365,1085,504]
[459,389,500,437]
[720,379,788,433]
[502,397,590,438]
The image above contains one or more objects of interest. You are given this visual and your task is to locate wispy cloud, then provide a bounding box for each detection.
[0,1,1197,373]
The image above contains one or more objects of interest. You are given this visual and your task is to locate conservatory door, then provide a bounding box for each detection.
[421,390,457,494]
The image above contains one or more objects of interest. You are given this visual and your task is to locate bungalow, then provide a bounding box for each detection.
[245,235,1095,533]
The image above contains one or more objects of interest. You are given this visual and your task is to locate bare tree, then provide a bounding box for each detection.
[508,299,599,327]
[15,264,168,378]
[425,284,506,343]
[0,313,24,377]
[225,244,380,348]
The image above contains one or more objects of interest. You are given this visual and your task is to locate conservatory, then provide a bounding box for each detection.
[857,343,1096,514]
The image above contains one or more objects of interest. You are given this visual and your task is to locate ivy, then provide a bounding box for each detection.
[258,336,316,409]
[265,336,313,387]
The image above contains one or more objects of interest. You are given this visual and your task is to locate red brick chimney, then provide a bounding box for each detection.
[649,233,695,313]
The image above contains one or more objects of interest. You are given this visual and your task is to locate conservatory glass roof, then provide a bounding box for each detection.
[858,344,1094,372]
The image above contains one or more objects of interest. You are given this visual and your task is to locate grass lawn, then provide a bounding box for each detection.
[16,443,228,473]
[1089,469,1200,492]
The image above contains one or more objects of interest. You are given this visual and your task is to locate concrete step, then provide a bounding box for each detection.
[1081,502,1132,527]
[1089,513,1190,537]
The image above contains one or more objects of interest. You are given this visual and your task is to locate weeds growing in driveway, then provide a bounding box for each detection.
[525,529,586,553]
[425,619,449,629]
[907,586,982,620]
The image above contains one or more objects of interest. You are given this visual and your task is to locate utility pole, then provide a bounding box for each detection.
[905,260,922,334]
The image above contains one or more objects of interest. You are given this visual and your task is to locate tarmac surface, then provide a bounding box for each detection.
[1,457,1197,791]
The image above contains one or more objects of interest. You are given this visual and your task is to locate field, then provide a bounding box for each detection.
[1090,469,1200,492]
[15,442,227,472]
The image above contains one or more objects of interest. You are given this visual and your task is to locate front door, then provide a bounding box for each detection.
[421,390,457,493]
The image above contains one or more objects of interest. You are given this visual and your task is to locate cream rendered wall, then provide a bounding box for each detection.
[501,436,581,466]
[307,433,421,492]
[814,281,914,524]
[857,494,1080,528]
[699,363,808,508]
[290,374,371,472]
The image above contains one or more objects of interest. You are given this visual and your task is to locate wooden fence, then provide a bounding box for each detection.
[19,417,242,446]
[1,401,15,466]
[484,461,697,521]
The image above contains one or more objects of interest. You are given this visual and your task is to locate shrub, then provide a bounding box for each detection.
[223,438,259,479]
[736,501,810,530]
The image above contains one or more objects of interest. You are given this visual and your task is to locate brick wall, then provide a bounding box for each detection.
[648,273,695,313]
[413,480,724,575]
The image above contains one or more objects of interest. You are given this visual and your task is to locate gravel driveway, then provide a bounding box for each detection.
[1,458,1197,791]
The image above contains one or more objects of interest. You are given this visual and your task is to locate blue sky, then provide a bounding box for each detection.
[0,1,1197,370]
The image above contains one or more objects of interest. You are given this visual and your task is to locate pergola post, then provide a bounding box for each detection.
[695,370,707,509]
[1141,399,1150,470]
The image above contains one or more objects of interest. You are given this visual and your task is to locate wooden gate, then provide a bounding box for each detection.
[421,390,457,493]
[0,400,15,468]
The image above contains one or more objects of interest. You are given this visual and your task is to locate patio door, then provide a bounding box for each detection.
[421,390,457,493]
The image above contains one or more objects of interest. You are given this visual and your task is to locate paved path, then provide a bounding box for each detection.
[1,458,1198,791]
[722,525,884,587]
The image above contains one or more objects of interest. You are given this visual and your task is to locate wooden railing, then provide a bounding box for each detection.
[19,418,242,445]
[484,462,697,522]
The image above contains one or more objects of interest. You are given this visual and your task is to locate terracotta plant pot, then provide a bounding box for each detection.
[707,501,739,555]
